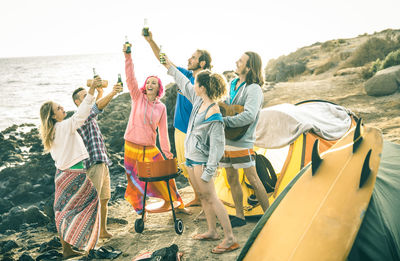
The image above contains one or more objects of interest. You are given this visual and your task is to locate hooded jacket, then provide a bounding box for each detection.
[124,53,172,159]
[223,78,263,148]
[168,66,225,182]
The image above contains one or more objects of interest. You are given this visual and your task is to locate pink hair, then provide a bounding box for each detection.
[140,75,164,98]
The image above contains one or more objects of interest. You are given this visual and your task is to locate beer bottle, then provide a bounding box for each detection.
[87,68,108,88]
[159,45,166,64]
[93,68,98,78]
[125,36,131,54]
[118,73,123,87]
[143,18,149,36]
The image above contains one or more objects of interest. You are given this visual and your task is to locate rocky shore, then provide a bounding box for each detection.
[1,28,400,260]
[0,85,191,260]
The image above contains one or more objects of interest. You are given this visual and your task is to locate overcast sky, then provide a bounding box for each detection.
[1,0,400,73]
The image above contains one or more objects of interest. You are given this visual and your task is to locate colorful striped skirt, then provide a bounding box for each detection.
[54,168,99,251]
[124,141,184,214]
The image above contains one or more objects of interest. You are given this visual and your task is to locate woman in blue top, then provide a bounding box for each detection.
[163,56,239,254]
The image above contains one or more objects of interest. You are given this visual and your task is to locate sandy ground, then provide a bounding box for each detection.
[2,71,399,261]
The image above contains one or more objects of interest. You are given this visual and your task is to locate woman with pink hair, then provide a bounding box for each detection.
[122,44,187,216]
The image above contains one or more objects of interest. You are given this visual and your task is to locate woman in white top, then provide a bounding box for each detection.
[39,77,101,259]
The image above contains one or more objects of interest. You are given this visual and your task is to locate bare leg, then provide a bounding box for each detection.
[99,199,112,238]
[193,165,236,248]
[225,167,245,219]
[243,166,269,211]
[60,236,82,259]
[185,175,201,207]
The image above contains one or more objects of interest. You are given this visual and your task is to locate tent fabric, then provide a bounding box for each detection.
[237,140,400,261]
[347,140,400,261]
[255,102,353,149]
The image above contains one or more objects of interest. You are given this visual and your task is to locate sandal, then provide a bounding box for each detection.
[211,242,240,254]
[87,246,122,259]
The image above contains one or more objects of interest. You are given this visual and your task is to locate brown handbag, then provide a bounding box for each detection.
[218,102,250,141]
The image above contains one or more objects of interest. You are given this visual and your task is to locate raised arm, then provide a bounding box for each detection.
[65,78,98,132]
[166,64,196,104]
[96,84,123,110]
[123,44,140,101]
[158,106,173,159]
[143,30,176,67]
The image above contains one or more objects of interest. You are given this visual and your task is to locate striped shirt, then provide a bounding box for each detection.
[77,104,112,168]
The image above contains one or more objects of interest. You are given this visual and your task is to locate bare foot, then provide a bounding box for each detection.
[100,230,113,239]
[192,232,220,241]
[186,198,201,207]
[176,207,192,215]
[192,231,220,241]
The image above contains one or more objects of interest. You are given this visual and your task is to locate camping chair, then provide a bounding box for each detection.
[134,158,184,235]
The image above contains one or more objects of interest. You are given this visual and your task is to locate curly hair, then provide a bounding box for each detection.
[39,101,56,152]
[196,70,227,101]
[244,51,264,86]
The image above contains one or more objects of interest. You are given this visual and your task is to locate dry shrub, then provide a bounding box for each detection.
[343,37,400,68]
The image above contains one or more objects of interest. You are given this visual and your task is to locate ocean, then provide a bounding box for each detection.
[0,53,172,131]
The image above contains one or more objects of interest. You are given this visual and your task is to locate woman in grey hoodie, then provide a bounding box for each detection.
[163,56,239,254]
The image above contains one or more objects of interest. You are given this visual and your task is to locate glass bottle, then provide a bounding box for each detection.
[143,18,149,36]
[159,45,166,64]
[125,36,131,54]
[117,73,123,87]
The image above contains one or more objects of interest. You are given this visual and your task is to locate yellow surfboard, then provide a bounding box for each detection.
[241,122,382,261]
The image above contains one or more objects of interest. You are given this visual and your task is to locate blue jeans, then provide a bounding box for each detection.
[185,158,206,168]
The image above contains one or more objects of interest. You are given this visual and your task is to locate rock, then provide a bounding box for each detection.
[18,252,34,261]
[0,198,14,214]
[42,197,55,220]
[111,185,126,201]
[24,206,50,226]
[36,250,63,261]
[1,254,14,261]
[364,65,400,96]
[39,237,61,253]
[0,206,49,233]
[0,240,19,254]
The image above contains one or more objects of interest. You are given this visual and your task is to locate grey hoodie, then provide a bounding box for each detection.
[223,78,263,148]
[167,66,225,182]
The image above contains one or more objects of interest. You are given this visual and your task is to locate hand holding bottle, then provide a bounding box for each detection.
[112,84,123,94]
[143,29,153,42]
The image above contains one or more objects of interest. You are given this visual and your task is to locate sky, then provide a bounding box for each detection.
[1,0,400,74]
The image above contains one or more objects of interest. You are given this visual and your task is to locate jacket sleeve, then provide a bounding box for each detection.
[125,53,141,101]
[65,93,95,133]
[201,122,225,182]
[224,85,263,128]
[158,105,173,159]
[167,66,196,104]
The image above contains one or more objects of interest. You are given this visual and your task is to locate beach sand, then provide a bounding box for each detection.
[1,58,399,261]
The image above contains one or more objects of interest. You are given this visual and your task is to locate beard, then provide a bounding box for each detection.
[188,62,201,71]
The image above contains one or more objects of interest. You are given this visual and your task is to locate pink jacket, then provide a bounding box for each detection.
[123,53,173,159]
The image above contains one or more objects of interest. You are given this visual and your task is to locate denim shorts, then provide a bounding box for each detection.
[185,158,206,168]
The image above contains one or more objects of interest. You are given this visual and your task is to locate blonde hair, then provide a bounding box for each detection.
[39,101,56,152]
[196,70,227,101]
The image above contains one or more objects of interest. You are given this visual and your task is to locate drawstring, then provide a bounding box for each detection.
[150,102,155,124]
[143,99,156,125]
